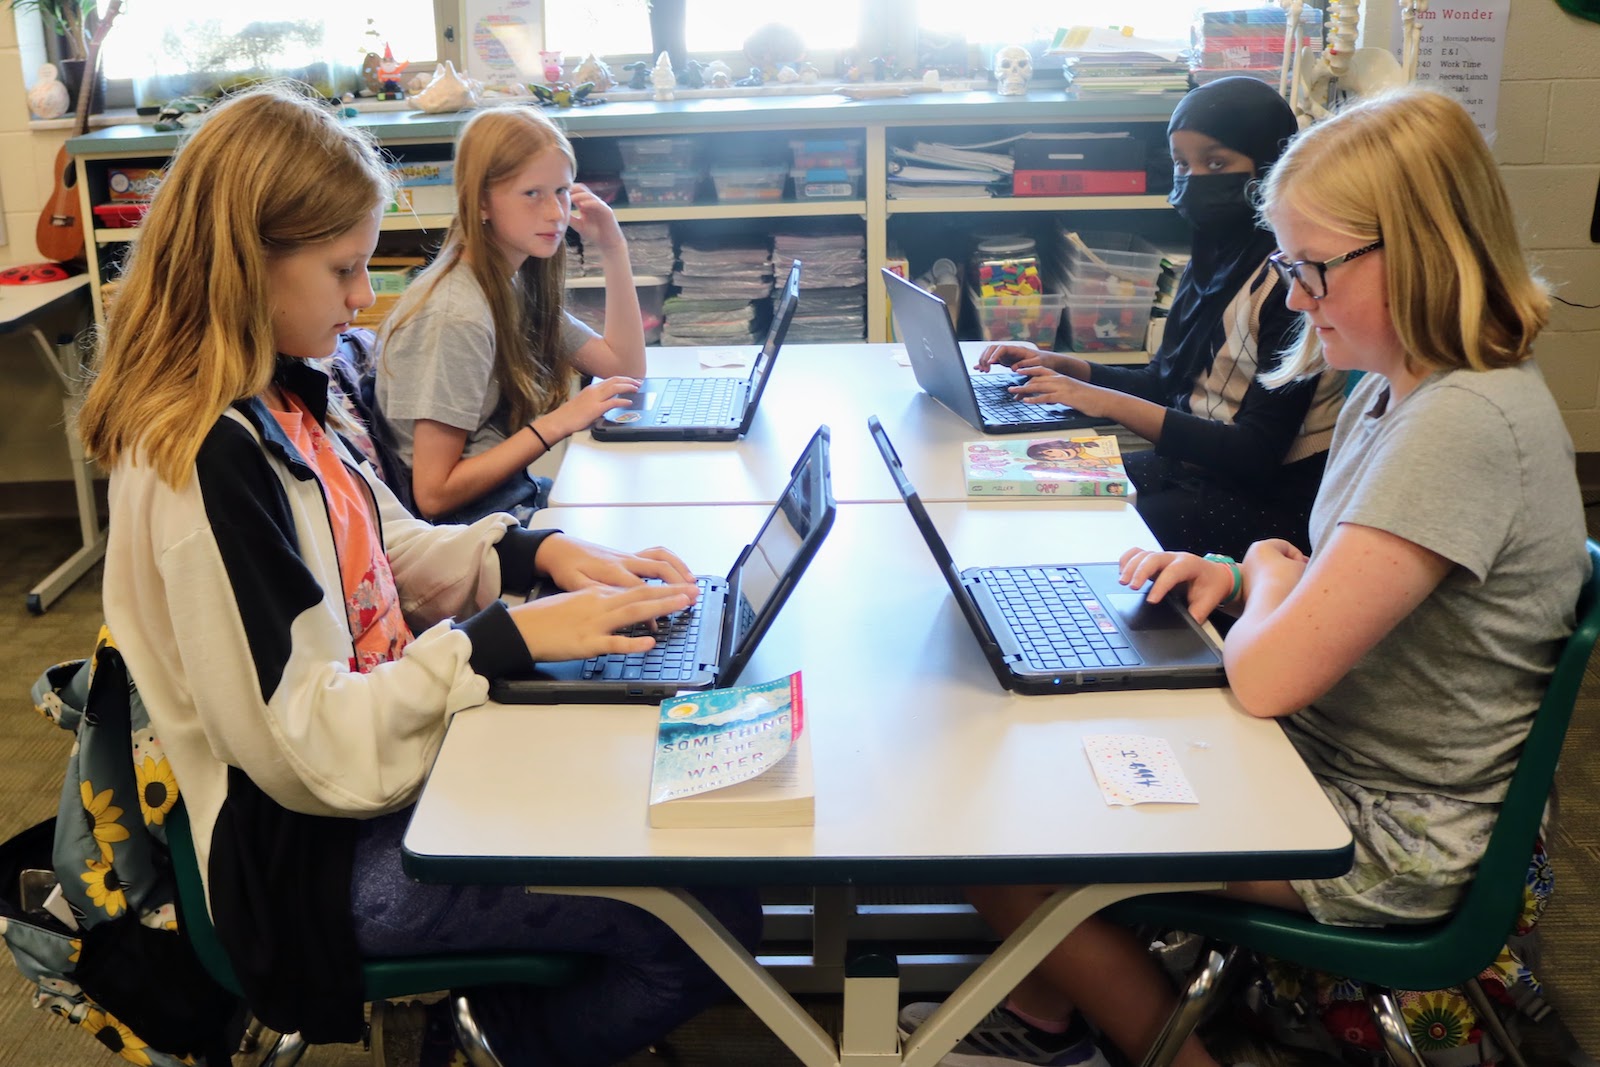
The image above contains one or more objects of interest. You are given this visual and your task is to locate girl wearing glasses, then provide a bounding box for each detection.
[903,88,1586,1067]
[977,76,1346,562]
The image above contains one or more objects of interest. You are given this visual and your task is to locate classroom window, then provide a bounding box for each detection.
[682,1,864,52]
[542,0,654,57]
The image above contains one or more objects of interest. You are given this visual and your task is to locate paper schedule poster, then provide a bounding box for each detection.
[1082,734,1198,806]
[464,0,544,86]
[1389,0,1509,139]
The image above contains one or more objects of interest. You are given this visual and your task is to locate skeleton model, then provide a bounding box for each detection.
[1280,0,1418,125]
[993,46,1033,96]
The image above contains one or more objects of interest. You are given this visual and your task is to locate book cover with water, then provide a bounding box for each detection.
[647,672,812,828]
[963,434,1130,498]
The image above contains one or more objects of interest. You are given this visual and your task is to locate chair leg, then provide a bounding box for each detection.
[260,1029,309,1067]
[450,992,506,1067]
[239,1015,268,1054]
[1365,989,1426,1067]
[1138,943,1244,1067]
[1462,977,1533,1067]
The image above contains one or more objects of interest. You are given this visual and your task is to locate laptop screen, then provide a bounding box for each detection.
[723,424,835,674]
[746,259,802,389]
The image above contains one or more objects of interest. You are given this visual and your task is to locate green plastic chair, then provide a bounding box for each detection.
[1108,538,1600,1067]
[166,803,581,1067]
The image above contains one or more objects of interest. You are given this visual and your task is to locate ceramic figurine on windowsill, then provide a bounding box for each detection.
[733,66,763,87]
[651,52,676,100]
[993,45,1033,96]
[531,81,599,108]
[622,61,651,90]
[376,43,409,99]
[27,63,71,119]
[677,59,706,89]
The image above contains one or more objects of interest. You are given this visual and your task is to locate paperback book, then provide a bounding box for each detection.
[963,434,1130,498]
[647,672,813,829]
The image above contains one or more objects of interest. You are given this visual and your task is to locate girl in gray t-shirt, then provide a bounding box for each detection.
[897,89,1589,1067]
[377,107,647,523]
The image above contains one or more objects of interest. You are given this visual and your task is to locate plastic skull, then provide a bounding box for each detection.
[993,45,1033,95]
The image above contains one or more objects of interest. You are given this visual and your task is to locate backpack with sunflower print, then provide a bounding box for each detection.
[0,627,240,1065]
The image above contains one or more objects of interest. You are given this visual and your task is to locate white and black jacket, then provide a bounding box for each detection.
[102,360,550,1041]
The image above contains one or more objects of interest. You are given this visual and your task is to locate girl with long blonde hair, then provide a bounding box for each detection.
[378,106,646,522]
[83,84,756,1064]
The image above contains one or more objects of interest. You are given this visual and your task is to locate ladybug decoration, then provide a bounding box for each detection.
[0,262,77,285]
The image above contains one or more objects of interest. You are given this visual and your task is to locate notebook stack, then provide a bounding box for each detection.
[663,237,772,346]
[1190,5,1324,87]
[773,229,865,342]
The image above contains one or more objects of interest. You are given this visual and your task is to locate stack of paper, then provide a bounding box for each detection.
[663,237,772,346]
[774,229,867,341]
[623,222,676,277]
[1049,25,1192,93]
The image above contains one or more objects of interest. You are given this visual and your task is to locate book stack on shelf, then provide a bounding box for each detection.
[1190,5,1324,87]
[647,672,813,829]
[962,434,1131,498]
[774,229,867,342]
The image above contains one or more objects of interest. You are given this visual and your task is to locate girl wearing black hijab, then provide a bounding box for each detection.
[977,77,1346,560]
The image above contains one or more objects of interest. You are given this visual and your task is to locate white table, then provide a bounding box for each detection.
[405,502,1352,1067]
[550,341,1097,507]
[0,274,99,612]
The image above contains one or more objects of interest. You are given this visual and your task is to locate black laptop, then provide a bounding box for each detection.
[868,416,1223,694]
[882,268,1102,435]
[591,260,802,441]
[491,425,836,704]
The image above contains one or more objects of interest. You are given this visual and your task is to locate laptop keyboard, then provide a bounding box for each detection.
[969,375,1068,425]
[654,378,741,426]
[580,577,713,682]
[984,567,1145,671]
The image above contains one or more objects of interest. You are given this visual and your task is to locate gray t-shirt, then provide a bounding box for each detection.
[1287,361,1588,804]
[375,266,598,467]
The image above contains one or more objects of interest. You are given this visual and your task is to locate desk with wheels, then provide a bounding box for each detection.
[404,500,1353,1067]
[549,341,1099,507]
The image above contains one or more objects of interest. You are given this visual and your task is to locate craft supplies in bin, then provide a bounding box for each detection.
[566,275,670,344]
[1060,231,1163,291]
[792,168,863,200]
[620,167,703,205]
[790,139,862,170]
[1061,295,1155,353]
[616,136,700,171]
[969,289,1068,346]
[580,175,623,203]
[710,162,789,202]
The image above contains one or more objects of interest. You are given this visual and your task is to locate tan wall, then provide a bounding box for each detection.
[1,5,1598,485]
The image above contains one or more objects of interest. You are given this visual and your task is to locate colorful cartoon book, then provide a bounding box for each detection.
[962,434,1130,498]
[647,672,813,829]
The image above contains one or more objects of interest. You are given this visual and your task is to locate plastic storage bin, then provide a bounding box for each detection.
[1061,295,1155,353]
[620,168,703,205]
[709,163,789,202]
[580,174,623,204]
[92,203,148,228]
[791,167,863,200]
[1061,231,1163,291]
[565,275,670,340]
[616,136,699,172]
[969,289,1068,347]
[1063,267,1157,301]
[789,139,862,169]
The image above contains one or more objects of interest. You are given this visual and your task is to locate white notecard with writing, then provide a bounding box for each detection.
[1082,734,1198,806]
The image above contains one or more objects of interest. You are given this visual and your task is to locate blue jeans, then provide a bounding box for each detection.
[349,809,763,1066]
[433,473,552,527]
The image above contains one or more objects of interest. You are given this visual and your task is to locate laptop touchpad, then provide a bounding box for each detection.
[1104,592,1190,630]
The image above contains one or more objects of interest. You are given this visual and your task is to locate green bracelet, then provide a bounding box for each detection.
[1202,553,1243,605]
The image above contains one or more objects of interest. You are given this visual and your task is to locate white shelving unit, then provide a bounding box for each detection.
[68,92,1179,354]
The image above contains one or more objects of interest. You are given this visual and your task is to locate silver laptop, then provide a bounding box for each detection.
[491,425,835,704]
[591,260,802,441]
[882,268,1103,435]
[868,416,1223,694]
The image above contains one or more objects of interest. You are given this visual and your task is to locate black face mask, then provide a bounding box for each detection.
[1168,173,1257,232]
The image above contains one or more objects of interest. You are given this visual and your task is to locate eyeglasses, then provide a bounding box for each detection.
[1268,239,1384,300]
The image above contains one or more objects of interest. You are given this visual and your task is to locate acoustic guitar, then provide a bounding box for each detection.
[34,0,124,264]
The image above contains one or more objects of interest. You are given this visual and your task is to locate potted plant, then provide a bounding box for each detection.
[9,0,123,117]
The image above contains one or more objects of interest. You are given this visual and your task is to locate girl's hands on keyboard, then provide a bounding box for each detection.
[551,374,643,437]
[509,582,698,660]
[535,534,698,600]
[973,344,1084,379]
